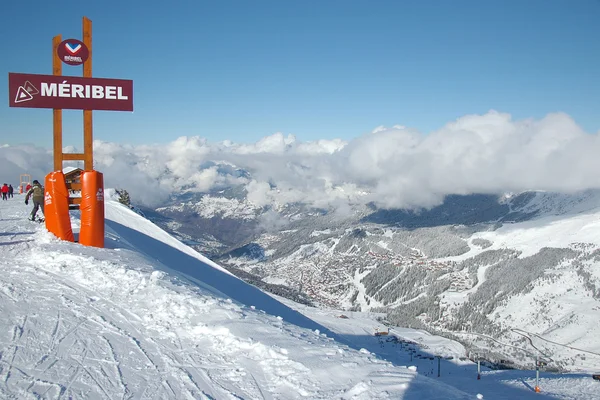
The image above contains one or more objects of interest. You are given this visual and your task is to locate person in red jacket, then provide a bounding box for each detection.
[1,184,8,200]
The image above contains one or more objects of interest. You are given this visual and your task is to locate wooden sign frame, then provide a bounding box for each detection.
[52,17,93,208]
[52,16,94,174]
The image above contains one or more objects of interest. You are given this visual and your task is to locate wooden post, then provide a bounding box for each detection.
[52,35,62,172]
[83,16,93,170]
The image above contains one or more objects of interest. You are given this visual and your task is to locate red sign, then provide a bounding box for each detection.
[8,72,133,111]
[57,39,89,66]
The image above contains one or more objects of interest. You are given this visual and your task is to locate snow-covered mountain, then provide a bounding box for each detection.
[150,187,600,373]
[6,189,599,398]
[0,191,462,399]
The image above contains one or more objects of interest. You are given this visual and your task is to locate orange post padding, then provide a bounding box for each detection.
[44,172,74,242]
[79,170,105,248]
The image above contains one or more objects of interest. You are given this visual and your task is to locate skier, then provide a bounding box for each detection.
[25,180,44,221]
[8,184,14,198]
[1,184,8,200]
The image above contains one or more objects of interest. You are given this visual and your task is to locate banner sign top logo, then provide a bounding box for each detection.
[57,39,89,66]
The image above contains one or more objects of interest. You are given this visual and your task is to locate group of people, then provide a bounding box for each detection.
[1,181,44,221]
[1,183,14,200]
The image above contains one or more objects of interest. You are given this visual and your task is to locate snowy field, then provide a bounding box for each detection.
[0,192,598,399]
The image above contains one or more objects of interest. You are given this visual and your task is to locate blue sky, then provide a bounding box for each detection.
[1,0,599,148]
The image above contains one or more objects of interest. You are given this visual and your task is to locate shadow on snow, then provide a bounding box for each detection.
[104,220,345,343]
[102,219,585,399]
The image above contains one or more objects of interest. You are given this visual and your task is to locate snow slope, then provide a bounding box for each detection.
[441,190,600,262]
[0,193,598,399]
[434,196,600,369]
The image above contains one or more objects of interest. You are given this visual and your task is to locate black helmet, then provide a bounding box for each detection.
[32,180,39,185]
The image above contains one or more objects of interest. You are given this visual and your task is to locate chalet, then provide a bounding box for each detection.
[63,167,83,209]
[64,167,83,185]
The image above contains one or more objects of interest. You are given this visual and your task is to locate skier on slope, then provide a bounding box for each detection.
[25,180,44,221]
[1,184,8,201]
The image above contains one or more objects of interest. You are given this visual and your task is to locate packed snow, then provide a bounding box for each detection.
[0,192,598,399]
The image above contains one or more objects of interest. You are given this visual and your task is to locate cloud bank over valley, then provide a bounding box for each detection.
[2,110,598,211]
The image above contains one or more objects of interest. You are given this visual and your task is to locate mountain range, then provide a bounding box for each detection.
[143,182,600,373]
[4,191,596,398]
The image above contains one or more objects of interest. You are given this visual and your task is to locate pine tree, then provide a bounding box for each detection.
[116,189,131,208]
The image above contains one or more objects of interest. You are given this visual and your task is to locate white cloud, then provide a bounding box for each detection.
[246,180,274,208]
[2,110,599,211]
[230,132,296,154]
[0,145,52,189]
[166,136,211,178]
[188,167,220,192]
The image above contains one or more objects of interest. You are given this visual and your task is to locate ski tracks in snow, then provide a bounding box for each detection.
[0,236,364,399]
[0,249,248,399]
[0,199,472,399]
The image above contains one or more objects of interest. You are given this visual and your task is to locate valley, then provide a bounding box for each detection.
[147,188,600,373]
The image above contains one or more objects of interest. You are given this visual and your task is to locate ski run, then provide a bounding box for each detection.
[0,191,598,399]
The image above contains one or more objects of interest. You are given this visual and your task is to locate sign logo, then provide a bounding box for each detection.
[8,72,134,111]
[57,39,89,66]
[65,42,82,54]
[14,81,39,103]
[23,81,39,95]
[44,191,52,205]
